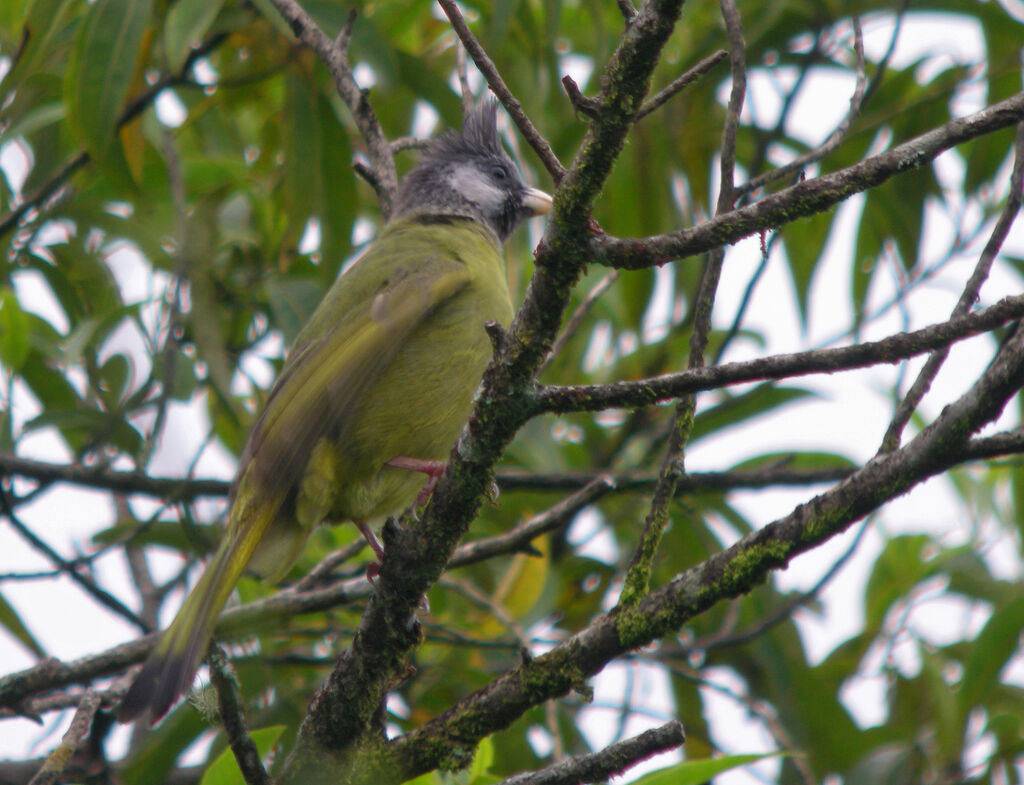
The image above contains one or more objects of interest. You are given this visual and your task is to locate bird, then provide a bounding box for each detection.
[119,100,552,722]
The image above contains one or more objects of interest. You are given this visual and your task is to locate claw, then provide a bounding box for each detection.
[355,520,385,586]
[385,456,446,508]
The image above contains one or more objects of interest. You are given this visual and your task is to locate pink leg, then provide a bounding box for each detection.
[357,503,430,614]
[385,456,446,508]
[354,520,384,583]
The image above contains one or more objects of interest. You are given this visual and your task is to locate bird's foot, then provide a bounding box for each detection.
[365,560,381,586]
[385,456,446,509]
[355,520,386,586]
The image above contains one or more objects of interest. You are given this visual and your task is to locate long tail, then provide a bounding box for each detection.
[119,502,272,723]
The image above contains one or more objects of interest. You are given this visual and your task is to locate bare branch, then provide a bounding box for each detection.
[593,90,1024,269]
[533,293,1024,415]
[880,121,1024,451]
[736,18,868,199]
[635,49,729,121]
[716,0,746,212]
[387,326,1024,776]
[261,0,398,213]
[619,0,746,610]
[498,720,685,785]
[562,75,602,120]
[27,689,100,785]
[0,452,854,503]
[0,490,148,632]
[448,476,616,569]
[437,0,566,183]
[209,645,273,785]
[538,270,619,375]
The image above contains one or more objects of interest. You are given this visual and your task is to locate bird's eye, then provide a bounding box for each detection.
[491,164,509,180]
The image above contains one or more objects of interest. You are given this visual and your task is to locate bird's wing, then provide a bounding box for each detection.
[235,258,473,516]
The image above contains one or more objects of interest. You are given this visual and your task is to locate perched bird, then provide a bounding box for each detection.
[119,101,552,722]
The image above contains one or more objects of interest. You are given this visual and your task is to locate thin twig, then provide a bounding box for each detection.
[533,292,1024,414]
[292,539,368,592]
[862,0,909,107]
[538,271,620,375]
[0,451,857,501]
[389,136,430,154]
[498,720,684,785]
[437,0,565,183]
[695,517,871,650]
[716,0,746,213]
[208,645,273,785]
[0,33,230,240]
[437,576,529,649]
[879,121,1024,451]
[448,476,616,570]
[262,0,398,213]
[562,75,602,119]
[618,0,747,609]
[27,689,100,785]
[736,18,867,199]
[635,49,728,120]
[454,39,475,116]
[0,489,148,632]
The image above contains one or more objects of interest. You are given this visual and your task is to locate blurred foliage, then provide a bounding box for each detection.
[1,0,1022,783]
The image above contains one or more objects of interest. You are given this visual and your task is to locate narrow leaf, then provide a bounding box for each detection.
[0,590,46,658]
[631,752,788,785]
[0,287,31,370]
[958,596,1024,721]
[164,0,224,71]
[65,0,152,160]
[198,725,284,785]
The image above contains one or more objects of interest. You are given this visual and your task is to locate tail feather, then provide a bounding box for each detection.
[119,502,272,723]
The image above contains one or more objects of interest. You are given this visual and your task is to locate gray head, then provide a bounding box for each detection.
[393,101,551,242]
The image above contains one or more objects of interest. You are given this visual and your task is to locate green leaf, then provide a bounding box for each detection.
[167,355,199,402]
[120,704,211,785]
[466,735,496,785]
[0,0,82,104]
[64,0,152,160]
[0,287,31,370]
[782,207,836,327]
[691,385,818,442]
[845,743,919,785]
[0,589,46,658]
[93,520,220,555]
[264,276,324,346]
[958,596,1024,722]
[27,407,143,456]
[863,535,931,630]
[630,752,788,785]
[182,203,243,416]
[730,450,856,472]
[282,74,356,275]
[164,0,224,71]
[282,72,324,248]
[98,352,131,406]
[198,725,284,785]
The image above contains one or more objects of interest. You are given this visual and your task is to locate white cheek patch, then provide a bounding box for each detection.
[447,164,506,212]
